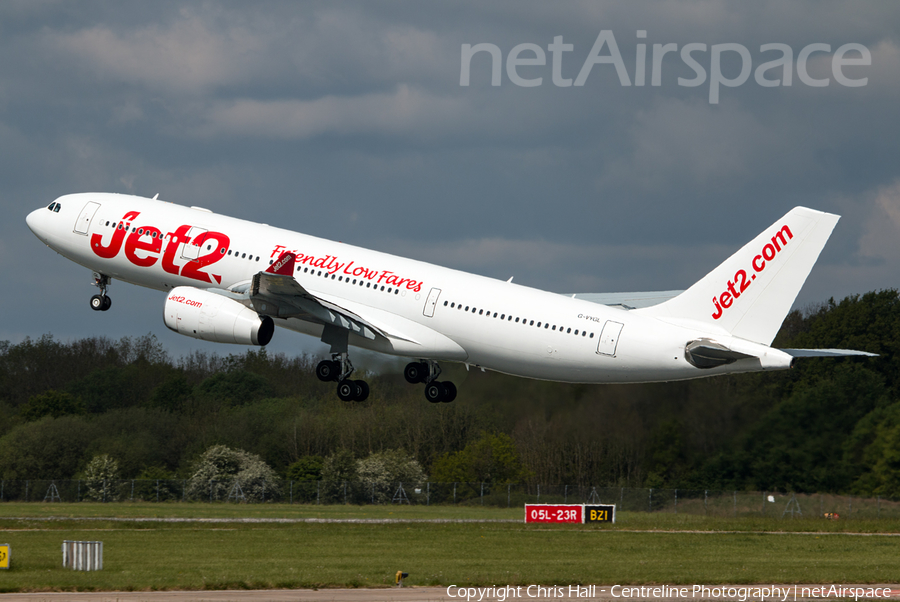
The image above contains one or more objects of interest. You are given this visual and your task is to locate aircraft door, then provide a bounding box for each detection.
[423,287,441,317]
[73,201,100,235]
[180,227,208,261]
[597,320,623,356]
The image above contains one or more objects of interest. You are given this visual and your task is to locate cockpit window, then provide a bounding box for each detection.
[48,202,58,211]
[54,204,61,212]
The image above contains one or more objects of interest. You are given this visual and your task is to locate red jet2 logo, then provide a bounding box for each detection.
[91,211,230,284]
[711,224,793,320]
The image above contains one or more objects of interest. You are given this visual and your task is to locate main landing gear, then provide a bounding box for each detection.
[316,353,369,402]
[90,273,112,311]
[405,360,456,403]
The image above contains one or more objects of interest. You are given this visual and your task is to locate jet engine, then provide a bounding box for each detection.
[164,286,274,346]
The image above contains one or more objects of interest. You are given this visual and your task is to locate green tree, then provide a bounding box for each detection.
[67,364,158,413]
[870,423,900,499]
[195,370,274,406]
[321,449,357,482]
[20,390,85,421]
[0,416,100,479]
[430,432,528,484]
[286,456,324,481]
[722,364,887,492]
[845,401,900,498]
[285,455,325,503]
[133,465,180,502]
[643,420,689,487]
[782,290,900,394]
[149,374,193,413]
[84,408,182,478]
[320,449,357,503]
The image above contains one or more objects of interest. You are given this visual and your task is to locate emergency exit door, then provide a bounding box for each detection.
[73,201,100,235]
[597,321,623,356]
[423,287,441,317]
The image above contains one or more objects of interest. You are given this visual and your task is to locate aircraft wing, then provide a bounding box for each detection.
[249,271,387,341]
[236,252,419,344]
[569,290,684,310]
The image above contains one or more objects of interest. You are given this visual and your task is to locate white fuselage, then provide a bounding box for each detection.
[27,193,790,384]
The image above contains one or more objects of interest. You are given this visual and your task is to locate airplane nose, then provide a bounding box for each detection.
[26,207,50,241]
[25,208,41,233]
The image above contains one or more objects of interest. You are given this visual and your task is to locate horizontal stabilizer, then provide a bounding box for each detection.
[781,348,878,358]
[571,290,683,310]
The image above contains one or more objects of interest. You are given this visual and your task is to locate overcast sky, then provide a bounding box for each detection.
[3,1,899,360]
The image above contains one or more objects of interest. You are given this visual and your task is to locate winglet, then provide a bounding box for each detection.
[266,251,296,276]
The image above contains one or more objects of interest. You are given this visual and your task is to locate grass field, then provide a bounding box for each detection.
[0,501,522,521]
[1,503,899,592]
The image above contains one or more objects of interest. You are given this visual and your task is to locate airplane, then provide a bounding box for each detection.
[26,193,873,403]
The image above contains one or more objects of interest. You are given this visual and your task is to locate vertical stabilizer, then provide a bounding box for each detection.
[638,207,839,345]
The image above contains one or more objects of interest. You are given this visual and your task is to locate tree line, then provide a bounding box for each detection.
[1,289,899,499]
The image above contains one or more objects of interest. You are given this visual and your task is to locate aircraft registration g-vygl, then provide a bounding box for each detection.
[27,193,872,403]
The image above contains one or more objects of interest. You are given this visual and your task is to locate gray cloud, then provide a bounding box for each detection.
[199,85,469,139]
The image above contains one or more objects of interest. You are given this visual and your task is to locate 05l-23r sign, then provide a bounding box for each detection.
[524,504,615,523]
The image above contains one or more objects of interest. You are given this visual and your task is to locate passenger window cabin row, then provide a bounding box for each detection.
[98,219,262,262]
[294,265,402,295]
[442,300,595,338]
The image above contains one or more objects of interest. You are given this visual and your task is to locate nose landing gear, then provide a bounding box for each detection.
[405,360,456,403]
[89,295,111,311]
[90,273,112,311]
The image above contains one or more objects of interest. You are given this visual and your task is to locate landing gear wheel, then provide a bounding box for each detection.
[337,379,358,402]
[404,361,429,384]
[338,378,369,401]
[316,360,340,382]
[442,381,457,403]
[353,380,369,402]
[425,381,445,403]
[91,273,112,311]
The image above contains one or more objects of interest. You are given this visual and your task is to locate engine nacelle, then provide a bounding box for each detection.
[164,286,274,346]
